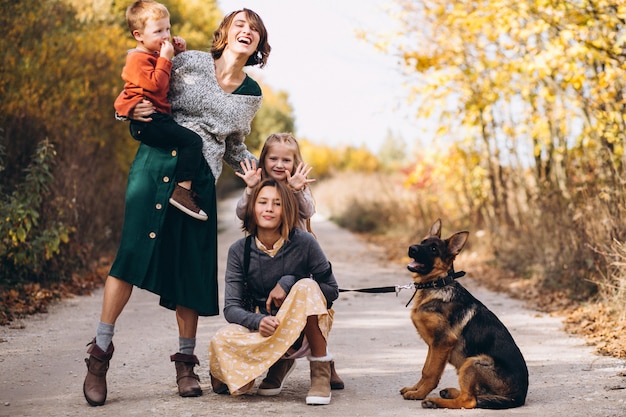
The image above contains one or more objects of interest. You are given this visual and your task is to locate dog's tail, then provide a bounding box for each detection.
[476,394,526,409]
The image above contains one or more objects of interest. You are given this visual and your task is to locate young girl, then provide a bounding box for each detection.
[235,132,315,232]
[209,179,338,405]
[234,133,345,390]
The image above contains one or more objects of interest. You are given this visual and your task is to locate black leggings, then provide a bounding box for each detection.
[130,112,203,182]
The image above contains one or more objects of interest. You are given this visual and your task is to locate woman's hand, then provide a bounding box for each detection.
[259,315,280,337]
[286,162,316,191]
[128,99,156,122]
[235,158,262,190]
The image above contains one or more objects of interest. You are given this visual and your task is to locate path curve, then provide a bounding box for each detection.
[1,196,624,417]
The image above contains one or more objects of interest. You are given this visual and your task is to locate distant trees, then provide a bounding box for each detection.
[363,0,626,298]
[0,0,294,287]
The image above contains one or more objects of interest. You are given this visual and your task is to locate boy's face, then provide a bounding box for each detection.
[133,17,171,54]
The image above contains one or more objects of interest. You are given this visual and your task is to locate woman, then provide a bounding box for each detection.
[208,179,339,405]
[82,8,270,406]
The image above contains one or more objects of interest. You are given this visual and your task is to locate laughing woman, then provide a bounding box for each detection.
[208,179,339,405]
[82,7,271,406]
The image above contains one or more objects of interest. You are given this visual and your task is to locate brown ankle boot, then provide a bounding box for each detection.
[257,358,296,396]
[170,353,202,397]
[330,360,345,390]
[306,355,332,405]
[83,338,114,406]
[210,373,229,395]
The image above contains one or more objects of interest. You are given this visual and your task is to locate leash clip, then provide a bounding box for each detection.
[394,283,415,297]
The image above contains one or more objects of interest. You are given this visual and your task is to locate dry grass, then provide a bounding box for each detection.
[313,173,626,360]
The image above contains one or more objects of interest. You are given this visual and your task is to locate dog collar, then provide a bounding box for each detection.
[414,269,466,290]
[405,269,466,307]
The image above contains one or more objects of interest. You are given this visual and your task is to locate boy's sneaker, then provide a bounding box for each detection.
[257,358,296,396]
[169,184,208,221]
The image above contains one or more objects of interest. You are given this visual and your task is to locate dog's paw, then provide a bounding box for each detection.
[399,386,414,395]
[421,399,439,408]
[473,354,494,368]
[402,390,426,401]
[439,387,459,399]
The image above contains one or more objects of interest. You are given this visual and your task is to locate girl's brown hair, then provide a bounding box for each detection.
[242,179,298,241]
[210,8,271,68]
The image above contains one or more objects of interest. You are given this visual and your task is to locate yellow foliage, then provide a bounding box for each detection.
[298,140,380,178]
[300,139,339,178]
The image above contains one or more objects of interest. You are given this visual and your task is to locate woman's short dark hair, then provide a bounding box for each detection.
[243,179,298,240]
[210,8,271,68]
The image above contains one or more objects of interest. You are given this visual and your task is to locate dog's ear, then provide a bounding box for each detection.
[429,219,442,238]
[447,231,469,256]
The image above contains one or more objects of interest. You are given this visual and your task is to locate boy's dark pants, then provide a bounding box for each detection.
[130,112,203,182]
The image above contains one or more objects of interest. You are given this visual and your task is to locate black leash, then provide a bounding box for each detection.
[339,269,466,307]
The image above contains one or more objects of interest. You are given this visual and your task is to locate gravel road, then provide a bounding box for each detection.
[1,197,625,417]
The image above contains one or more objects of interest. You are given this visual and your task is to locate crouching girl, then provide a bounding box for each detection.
[208,179,338,405]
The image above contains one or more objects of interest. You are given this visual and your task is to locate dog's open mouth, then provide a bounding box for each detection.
[407,261,424,273]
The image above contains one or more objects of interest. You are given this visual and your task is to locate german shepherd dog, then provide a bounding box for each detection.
[400,219,528,409]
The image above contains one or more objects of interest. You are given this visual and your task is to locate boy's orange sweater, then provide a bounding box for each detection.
[114,50,173,117]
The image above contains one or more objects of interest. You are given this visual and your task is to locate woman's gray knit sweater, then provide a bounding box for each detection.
[169,50,262,181]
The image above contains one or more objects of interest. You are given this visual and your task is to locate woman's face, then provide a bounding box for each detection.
[226,11,260,57]
[264,143,295,182]
[254,185,282,232]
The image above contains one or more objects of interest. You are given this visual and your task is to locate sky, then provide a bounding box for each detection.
[218,0,424,154]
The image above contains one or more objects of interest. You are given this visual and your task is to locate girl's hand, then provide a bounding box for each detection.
[172,36,186,54]
[286,162,316,191]
[129,99,156,122]
[235,158,262,189]
[259,315,280,337]
[266,283,287,313]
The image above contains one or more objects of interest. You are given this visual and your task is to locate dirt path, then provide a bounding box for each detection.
[1,197,625,417]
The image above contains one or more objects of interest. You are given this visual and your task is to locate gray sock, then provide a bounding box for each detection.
[179,337,196,355]
[95,321,114,351]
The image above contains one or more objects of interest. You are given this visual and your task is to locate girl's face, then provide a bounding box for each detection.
[226,11,260,57]
[254,185,282,232]
[134,17,171,54]
[264,143,295,182]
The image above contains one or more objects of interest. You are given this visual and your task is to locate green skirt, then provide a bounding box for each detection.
[109,143,219,316]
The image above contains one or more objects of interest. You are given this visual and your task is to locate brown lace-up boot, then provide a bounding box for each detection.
[83,338,114,406]
[170,353,202,397]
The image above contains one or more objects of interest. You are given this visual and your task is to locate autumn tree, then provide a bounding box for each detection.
[365,0,626,297]
[377,129,408,170]
[0,0,295,288]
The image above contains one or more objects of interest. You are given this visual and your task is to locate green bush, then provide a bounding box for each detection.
[0,139,74,286]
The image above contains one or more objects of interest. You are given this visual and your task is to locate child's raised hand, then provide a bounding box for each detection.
[286,162,316,191]
[160,40,175,60]
[235,158,262,189]
[172,36,187,54]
